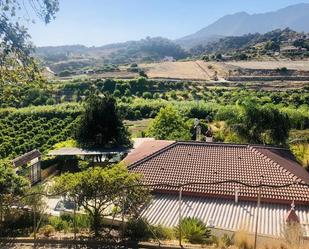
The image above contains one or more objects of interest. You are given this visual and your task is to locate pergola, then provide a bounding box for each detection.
[48,147,129,162]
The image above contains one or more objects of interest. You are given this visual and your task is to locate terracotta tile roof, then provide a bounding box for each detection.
[122,138,174,165]
[129,141,309,205]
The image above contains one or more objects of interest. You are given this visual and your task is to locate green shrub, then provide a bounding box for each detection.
[46,98,56,105]
[153,225,175,240]
[48,216,70,232]
[124,218,152,241]
[75,214,91,230]
[142,92,152,99]
[175,217,211,244]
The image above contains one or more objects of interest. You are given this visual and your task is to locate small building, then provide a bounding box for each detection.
[222,54,233,61]
[162,56,175,62]
[124,140,309,238]
[280,45,299,53]
[12,150,42,185]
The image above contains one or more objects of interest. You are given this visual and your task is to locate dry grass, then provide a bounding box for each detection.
[225,60,309,71]
[140,60,309,81]
[140,61,213,80]
[231,224,309,249]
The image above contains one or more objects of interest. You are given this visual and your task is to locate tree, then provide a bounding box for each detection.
[76,94,131,148]
[52,164,150,237]
[264,40,280,51]
[0,0,59,84]
[147,105,190,140]
[229,101,290,145]
[0,160,30,224]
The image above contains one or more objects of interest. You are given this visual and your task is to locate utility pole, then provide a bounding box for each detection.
[178,186,183,247]
[73,199,77,241]
[122,190,126,239]
[254,180,262,249]
[33,203,37,241]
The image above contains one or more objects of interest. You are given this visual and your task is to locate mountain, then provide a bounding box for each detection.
[176,3,309,48]
[200,29,307,53]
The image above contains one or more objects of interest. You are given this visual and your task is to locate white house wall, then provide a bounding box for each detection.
[141,193,309,238]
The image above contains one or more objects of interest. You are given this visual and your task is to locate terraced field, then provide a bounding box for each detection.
[225,60,309,71]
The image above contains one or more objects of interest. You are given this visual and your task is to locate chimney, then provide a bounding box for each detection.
[205,128,213,143]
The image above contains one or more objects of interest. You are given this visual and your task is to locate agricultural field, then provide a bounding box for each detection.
[125,119,152,138]
[225,60,309,71]
[0,104,81,159]
[0,77,308,170]
[138,59,309,81]
[140,61,224,80]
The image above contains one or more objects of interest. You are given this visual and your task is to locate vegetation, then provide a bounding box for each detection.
[191,28,309,60]
[0,160,30,233]
[76,94,131,148]
[0,103,80,159]
[147,105,190,140]
[0,0,58,84]
[52,164,150,236]
[1,78,308,166]
[48,213,90,233]
[175,217,211,244]
[228,101,290,145]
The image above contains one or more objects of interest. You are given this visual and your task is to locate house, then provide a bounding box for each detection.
[280,45,299,54]
[124,140,309,238]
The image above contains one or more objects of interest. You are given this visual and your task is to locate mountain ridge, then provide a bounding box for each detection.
[176,3,309,48]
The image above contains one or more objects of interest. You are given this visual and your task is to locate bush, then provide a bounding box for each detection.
[39,225,55,237]
[234,230,254,249]
[113,89,121,97]
[153,92,160,99]
[142,92,152,99]
[175,217,211,244]
[139,70,148,78]
[48,216,70,232]
[153,225,175,240]
[75,214,91,230]
[46,98,56,105]
[124,218,152,241]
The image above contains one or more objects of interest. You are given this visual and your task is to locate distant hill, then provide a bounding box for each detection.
[190,29,309,60]
[176,3,309,48]
[36,37,188,72]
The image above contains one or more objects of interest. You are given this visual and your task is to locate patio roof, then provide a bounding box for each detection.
[48,147,129,156]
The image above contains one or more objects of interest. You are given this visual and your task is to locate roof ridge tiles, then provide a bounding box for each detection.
[175,141,289,151]
[176,141,248,147]
[248,145,302,183]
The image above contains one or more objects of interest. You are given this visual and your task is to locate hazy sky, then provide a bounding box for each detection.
[28,0,309,47]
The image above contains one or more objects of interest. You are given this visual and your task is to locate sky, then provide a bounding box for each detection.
[28,0,309,47]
